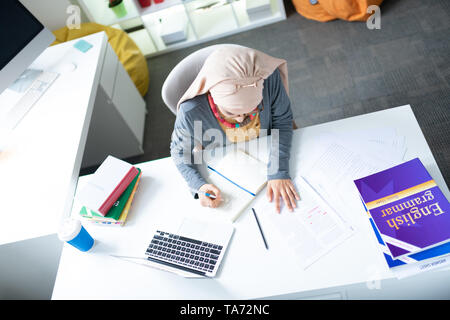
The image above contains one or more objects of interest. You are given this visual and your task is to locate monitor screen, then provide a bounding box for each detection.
[0,0,44,70]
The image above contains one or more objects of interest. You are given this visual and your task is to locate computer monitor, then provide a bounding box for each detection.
[0,2,61,299]
[0,0,55,94]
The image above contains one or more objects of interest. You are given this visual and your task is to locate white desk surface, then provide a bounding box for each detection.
[0,32,108,245]
[52,105,450,299]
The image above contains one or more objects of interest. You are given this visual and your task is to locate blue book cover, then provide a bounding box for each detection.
[365,206,450,268]
[354,158,450,260]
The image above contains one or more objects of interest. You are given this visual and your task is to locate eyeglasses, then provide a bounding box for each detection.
[211,79,264,95]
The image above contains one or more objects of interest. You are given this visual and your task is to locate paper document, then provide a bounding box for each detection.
[300,137,404,225]
[200,149,267,222]
[334,127,407,163]
[254,175,354,269]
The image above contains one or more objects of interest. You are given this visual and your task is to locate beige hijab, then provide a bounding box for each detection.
[176,46,289,114]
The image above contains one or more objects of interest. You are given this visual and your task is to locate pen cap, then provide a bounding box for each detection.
[58,218,94,252]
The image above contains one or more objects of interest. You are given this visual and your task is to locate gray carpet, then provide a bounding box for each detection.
[82,0,450,187]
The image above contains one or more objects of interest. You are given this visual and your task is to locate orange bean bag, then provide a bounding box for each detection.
[292,0,384,22]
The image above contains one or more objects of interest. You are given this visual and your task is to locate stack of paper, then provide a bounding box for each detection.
[245,127,406,270]
[296,127,450,278]
[298,128,408,225]
[334,127,407,163]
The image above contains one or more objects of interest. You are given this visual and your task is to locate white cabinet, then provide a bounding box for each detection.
[99,42,118,97]
[77,0,286,57]
[112,64,146,146]
[81,42,146,168]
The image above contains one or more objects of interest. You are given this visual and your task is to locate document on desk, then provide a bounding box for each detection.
[299,131,407,225]
[199,149,267,222]
[334,127,407,163]
[253,175,354,269]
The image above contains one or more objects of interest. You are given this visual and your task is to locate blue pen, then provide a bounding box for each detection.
[198,190,217,199]
[190,188,221,200]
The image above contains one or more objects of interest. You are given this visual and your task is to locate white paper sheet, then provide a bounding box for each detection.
[299,135,404,225]
[200,149,268,222]
[254,175,354,269]
[335,127,407,164]
[298,129,450,279]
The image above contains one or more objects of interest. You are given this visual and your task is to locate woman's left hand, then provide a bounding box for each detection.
[266,179,300,213]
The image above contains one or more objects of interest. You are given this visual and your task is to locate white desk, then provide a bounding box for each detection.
[52,105,450,299]
[0,32,146,246]
[0,33,106,246]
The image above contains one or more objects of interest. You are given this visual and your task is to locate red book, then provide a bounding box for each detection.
[77,155,139,216]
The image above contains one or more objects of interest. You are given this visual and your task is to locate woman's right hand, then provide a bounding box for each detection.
[198,184,222,208]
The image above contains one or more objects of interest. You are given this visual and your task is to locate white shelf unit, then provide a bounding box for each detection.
[78,0,286,57]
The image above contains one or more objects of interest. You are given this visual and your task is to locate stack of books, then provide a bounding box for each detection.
[354,158,450,277]
[76,155,142,227]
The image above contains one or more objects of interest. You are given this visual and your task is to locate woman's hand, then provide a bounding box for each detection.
[198,184,222,208]
[266,179,300,213]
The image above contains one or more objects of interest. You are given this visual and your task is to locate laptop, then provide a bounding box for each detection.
[113,217,234,278]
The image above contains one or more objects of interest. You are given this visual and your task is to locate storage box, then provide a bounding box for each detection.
[246,0,272,22]
[159,15,188,45]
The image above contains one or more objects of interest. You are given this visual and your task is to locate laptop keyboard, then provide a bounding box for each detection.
[145,230,223,276]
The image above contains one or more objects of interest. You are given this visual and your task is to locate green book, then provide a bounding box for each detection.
[80,168,141,221]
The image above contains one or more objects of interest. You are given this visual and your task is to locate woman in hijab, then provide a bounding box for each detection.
[170,45,299,213]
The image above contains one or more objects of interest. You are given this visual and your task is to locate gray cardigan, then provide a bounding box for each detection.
[170,69,293,193]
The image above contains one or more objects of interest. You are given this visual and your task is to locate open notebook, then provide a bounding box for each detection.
[204,149,267,222]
